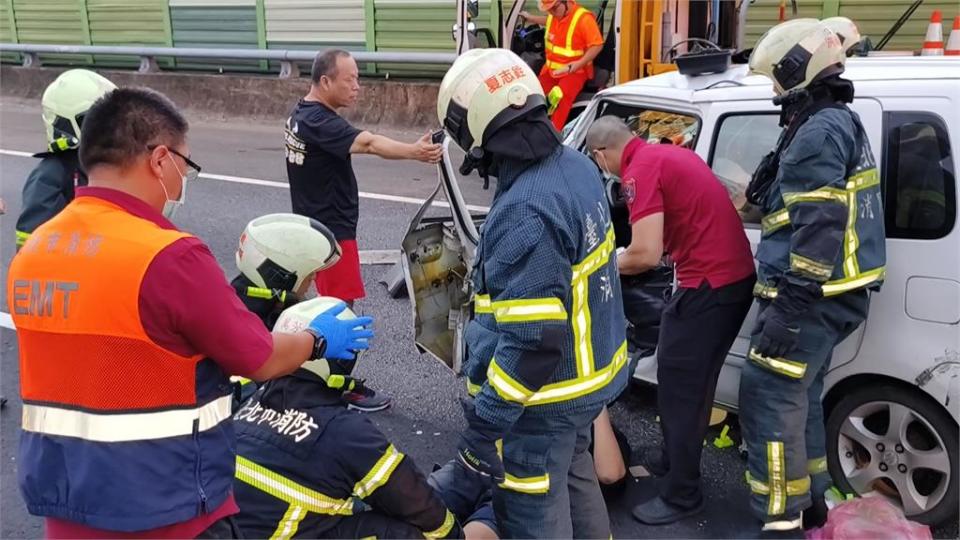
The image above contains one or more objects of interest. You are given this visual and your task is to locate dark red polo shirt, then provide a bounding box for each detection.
[44,187,272,539]
[620,138,755,289]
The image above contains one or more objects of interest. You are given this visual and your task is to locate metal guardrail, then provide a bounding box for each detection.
[0,43,457,78]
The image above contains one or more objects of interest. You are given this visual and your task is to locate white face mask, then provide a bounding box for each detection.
[157,155,188,220]
[593,149,617,180]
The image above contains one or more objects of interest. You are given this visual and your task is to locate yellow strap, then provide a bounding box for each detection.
[270,504,308,540]
[754,267,884,300]
[767,441,787,516]
[236,456,353,515]
[808,457,828,475]
[353,444,404,498]
[487,341,628,406]
[753,281,778,300]
[761,210,790,235]
[821,267,885,296]
[571,227,616,280]
[789,253,834,281]
[527,341,627,406]
[746,471,811,496]
[783,186,849,207]
[466,379,482,397]
[749,348,807,379]
[500,472,550,494]
[474,294,493,314]
[571,227,615,377]
[230,376,254,386]
[545,59,573,70]
[845,168,880,191]
[326,374,354,390]
[423,509,456,539]
[247,287,286,302]
[492,297,567,323]
[15,230,30,247]
[247,287,273,299]
[487,358,535,403]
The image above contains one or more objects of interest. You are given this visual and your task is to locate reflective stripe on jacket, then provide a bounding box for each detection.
[9,196,234,531]
[464,145,628,431]
[234,378,458,539]
[754,107,886,300]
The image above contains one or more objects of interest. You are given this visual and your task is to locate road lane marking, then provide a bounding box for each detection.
[0,148,490,212]
[0,312,13,330]
[359,250,400,265]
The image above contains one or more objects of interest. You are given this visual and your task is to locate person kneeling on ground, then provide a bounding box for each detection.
[230,213,390,411]
[233,296,461,539]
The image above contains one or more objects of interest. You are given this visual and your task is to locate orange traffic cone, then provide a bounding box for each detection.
[921,10,944,56]
[946,15,960,55]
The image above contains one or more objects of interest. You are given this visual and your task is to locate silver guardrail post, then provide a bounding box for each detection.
[139,55,160,74]
[279,60,299,79]
[22,51,40,68]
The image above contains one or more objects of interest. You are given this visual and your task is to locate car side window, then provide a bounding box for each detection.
[708,113,782,224]
[882,112,957,240]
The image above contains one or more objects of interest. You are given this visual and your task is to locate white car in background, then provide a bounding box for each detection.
[402,56,959,526]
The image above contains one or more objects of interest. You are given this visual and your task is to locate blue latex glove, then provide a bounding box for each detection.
[307,302,374,360]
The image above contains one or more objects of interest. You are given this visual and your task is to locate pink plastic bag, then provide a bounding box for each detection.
[806,496,932,540]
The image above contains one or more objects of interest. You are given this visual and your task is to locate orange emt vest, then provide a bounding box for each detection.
[9,195,236,531]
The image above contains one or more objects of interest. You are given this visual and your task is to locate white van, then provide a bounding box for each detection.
[401,56,959,526]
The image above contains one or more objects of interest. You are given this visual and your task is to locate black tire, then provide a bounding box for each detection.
[826,383,959,526]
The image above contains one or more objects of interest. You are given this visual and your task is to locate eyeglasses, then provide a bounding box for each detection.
[149,145,202,182]
[168,148,202,182]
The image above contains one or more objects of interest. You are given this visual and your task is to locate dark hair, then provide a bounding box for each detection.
[311,49,352,85]
[79,87,188,171]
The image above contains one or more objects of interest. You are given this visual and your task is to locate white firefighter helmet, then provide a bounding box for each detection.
[41,69,116,152]
[437,48,545,152]
[236,213,341,293]
[273,296,361,388]
[821,17,863,56]
[749,19,846,95]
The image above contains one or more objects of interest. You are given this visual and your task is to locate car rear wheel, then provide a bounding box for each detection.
[826,384,958,526]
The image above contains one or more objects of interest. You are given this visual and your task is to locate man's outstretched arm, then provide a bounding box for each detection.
[350,131,442,163]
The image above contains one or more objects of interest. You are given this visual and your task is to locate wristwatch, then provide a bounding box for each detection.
[304,328,328,360]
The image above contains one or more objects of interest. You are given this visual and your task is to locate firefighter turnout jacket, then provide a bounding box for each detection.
[464,145,629,433]
[754,106,885,311]
[233,377,458,539]
[15,150,86,249]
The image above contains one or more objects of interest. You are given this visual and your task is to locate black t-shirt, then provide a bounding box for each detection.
[285,99,361,240]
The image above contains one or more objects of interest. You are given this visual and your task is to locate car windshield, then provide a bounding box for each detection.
[577,101,701,152]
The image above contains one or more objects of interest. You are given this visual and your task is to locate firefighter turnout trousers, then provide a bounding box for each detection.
[494,406,610,539]
[739,291,869,520]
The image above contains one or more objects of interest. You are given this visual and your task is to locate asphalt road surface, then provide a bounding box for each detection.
[1,97,956,540]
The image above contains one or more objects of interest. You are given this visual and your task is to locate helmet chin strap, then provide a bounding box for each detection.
[460,147,493,190]
[775,75,854,127]
[460,110,560,190]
